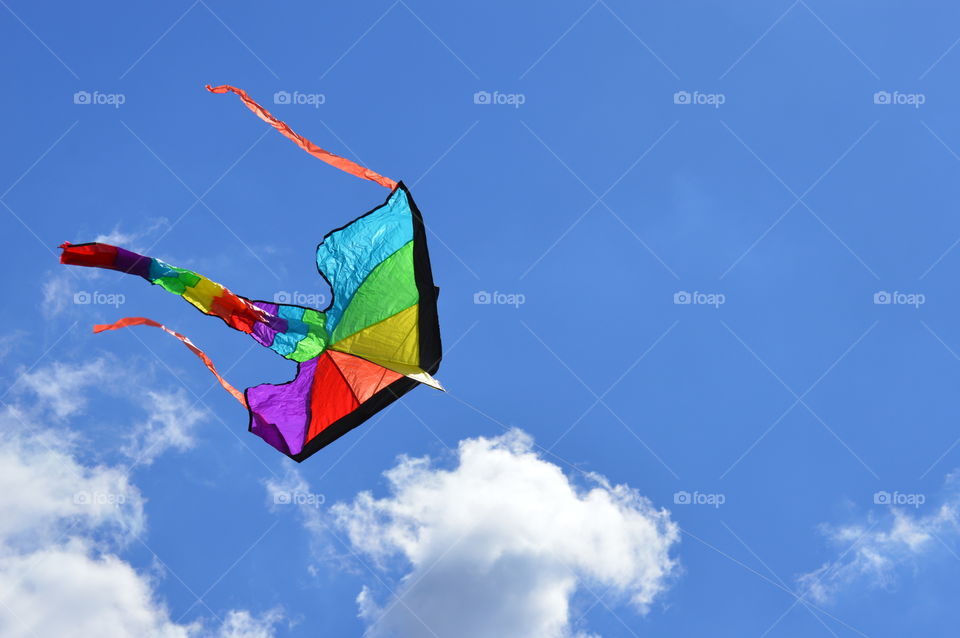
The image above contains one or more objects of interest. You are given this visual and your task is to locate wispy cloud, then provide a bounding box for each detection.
[41,271,76,318]
[121,389,208,465]
[16,357,207,464]
[798,475,960,604]
[93,217,170,251]
[17,357,113,419]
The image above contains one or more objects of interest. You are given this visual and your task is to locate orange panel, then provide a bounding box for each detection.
[328,350,403,403]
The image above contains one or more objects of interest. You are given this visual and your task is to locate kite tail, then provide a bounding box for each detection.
[94,317,247,406]
[59,241,262,406]
[205,84,398,190]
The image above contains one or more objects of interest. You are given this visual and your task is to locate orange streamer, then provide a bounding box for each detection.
[206,84,398,190]
[94,317,247,407]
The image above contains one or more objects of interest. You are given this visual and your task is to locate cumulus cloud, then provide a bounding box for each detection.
[0,421,143,546]
[0,359,276,638]
[0,404,186,638]
[327,429,679,638]
[798,478,960,604]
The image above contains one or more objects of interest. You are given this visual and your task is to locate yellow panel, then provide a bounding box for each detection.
[330,303,419,368]
[183,277,224,313]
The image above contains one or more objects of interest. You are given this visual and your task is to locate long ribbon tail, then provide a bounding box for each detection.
[205,84,398,190]
[94,317,247,407]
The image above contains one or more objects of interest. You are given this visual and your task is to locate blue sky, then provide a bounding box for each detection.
[2,1,960,636]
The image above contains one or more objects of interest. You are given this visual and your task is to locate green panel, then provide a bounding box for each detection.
[153,265,201,295]
[289,308,329,362]
[331,241,419,344]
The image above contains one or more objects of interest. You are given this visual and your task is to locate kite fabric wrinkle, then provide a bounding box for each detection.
[60,86,442,462]
[205,84,398,190]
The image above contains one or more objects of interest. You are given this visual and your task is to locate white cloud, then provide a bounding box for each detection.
[0,359,277,638]
[0,405,187,638]
[93,218,169,250]
[0,417,143,546]
[41,271,77,318]
[94,227,139,246]
[17,358,112,419]
[16,358,206,464]
[798,479,960,604]
[326,429,678,638]
[121,390,208,465]
[214,609,284,638]
[0,331,24,361]
[0,545,194,638]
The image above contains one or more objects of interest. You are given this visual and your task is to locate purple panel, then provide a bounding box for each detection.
[113,248,153,279]
[252,321,280,348]
[250,413,290,455]
[253,301,280,315]
[246,356,317,456]
[250,301,289,347]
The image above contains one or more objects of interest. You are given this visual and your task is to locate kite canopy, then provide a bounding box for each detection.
[247,182,442,460]
[60,86,441,461]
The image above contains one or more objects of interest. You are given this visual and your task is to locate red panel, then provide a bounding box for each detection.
[328,351,403,403]
[209,292,260,334]
[59,242,118,268]
[306,352,360,441]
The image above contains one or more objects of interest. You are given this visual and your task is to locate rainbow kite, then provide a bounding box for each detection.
[60,86,442,462]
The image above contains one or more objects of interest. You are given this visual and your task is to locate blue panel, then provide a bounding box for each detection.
[148,259,180,281]
[316,188,414,334]
[270,305,308,356]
